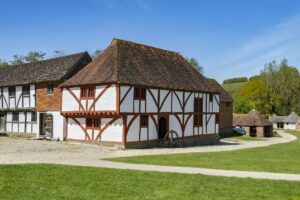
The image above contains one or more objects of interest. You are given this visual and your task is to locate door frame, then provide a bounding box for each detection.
[158,114,169,139]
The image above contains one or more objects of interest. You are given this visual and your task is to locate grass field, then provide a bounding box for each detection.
[1,164,300,200]
[109,131,300,174]
[221,82,246,96]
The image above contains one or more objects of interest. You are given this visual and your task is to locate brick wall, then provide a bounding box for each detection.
[219,101,233,138]
[36,82,61,112]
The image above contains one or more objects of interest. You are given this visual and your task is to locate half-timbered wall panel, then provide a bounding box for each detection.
[127,115,140,142]
[185,93,194,113]
[146,89,158,113]
[101,118,123,142]
[207,114,215,134]
[94,84,117,111]
[212,94,220,113]
[0,85,35,110]
[160,90,172,112]
[120,86,133,112]
[172,91,183,112]
[184,114,193,136]
[149,115,158,140]
[68,118,86,140]
[169,114,183,137]
[62,87,80,111]
[5,112,38,134]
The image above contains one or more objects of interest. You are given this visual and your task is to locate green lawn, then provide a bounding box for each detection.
[109,131,300,174]
[1,164,300,200]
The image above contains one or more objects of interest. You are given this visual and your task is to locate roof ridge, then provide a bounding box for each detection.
[6,51,88,68]
[112,38,181,55]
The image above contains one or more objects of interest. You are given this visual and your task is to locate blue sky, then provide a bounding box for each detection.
[1,0,300,82]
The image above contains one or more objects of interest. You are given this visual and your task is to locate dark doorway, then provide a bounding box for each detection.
[249,126,257,137]
[159,117,168,139]
[264,126,272,137]
[277,122,284,129]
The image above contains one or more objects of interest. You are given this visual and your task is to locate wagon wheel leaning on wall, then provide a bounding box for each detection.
[163,130,179,148]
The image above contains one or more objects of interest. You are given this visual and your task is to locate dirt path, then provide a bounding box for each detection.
[1,130,299,181]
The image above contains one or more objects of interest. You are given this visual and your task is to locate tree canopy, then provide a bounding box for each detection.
[228,59,300,116]
[185,57,204,74]
[223,77,248,84]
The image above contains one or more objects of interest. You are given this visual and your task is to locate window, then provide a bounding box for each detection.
[9,87,16,97]
[194,98,203,127]
[140,115,148,127]
[22,85,30,96]
[134,87,146,100]
[86,118,100,129]
[86,118,93,128]
[209,93,213,102]
[216,114,220,124]
[31,112,37,122]
[81,87,95,99]
[47,84,54,94]
[94,118,100,128]
[194,114,203,127]
[12,112,19,122]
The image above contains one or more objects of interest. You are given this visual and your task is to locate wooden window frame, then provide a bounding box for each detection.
[8,87,16,97]
[134,87,146,100]
[12,112,19,122]
[209,93,213,102]
[140,115,148,128]
[22,85,30,96]
[47,84,54,95]
[80,87,95,100]
[31,112,37,122]
[194,97,203,127]
[86,118,101,129]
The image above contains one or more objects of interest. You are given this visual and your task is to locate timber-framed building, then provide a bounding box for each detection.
[60,39,222,148]
[0,52,91,139]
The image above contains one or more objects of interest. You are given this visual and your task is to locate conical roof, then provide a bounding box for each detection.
[234,109,272,126]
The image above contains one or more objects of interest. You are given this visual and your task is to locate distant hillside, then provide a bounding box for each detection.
[222,82,246,98]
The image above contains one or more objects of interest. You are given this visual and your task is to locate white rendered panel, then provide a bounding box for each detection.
[68,118,85,140]
[146,89,158,113]
[127,116,139,142]
[169,115,182,137]
[101,118,123,142]
[149,115,158,140]
[95,84,116,111]
[120,86,133,112]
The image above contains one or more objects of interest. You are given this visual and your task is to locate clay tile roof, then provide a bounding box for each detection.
[206,78,233,102]
[0,52,91,87]
[233,109,272,127]
[61,38,217,92]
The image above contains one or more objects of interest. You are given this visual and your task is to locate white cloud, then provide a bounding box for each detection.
[208,13,300,82]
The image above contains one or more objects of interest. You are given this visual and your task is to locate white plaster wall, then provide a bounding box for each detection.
[185,92,194,112]
[30,85,35,107]
[146,89,158,113]
[16,86,22,108]
[212,94,220,113]
[273,123,278,129]
[149,115,158,140]
[284,123,297,130]
[127,116,140,142]
[62,87,80,111]
[95,84,116,111]
[101,118,123,142]
[68,118,85,140]
[160,90,171,112]
[184,114,193,136]
[48,111,65,140]
[169,115,182,137]
[120,86,133,112]
[207,114,215,134]
[140,128,148,141]
[3,87,8,109]
[172,91,182,112]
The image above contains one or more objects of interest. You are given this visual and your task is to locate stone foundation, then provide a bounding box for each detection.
[6,132,37,139]
[124,134,220,149]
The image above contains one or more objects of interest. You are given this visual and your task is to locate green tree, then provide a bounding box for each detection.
[0,59,9,67]
[25,51,46,63]
[185,57,204,74]
[10,55,25,65]
[92,49,103,59]
[233,97,255,113]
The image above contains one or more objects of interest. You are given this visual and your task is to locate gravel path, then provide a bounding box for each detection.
[1,130,299,181]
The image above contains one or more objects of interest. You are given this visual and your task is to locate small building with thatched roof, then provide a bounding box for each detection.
[269,112,300,130]
[233,109,273,137]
